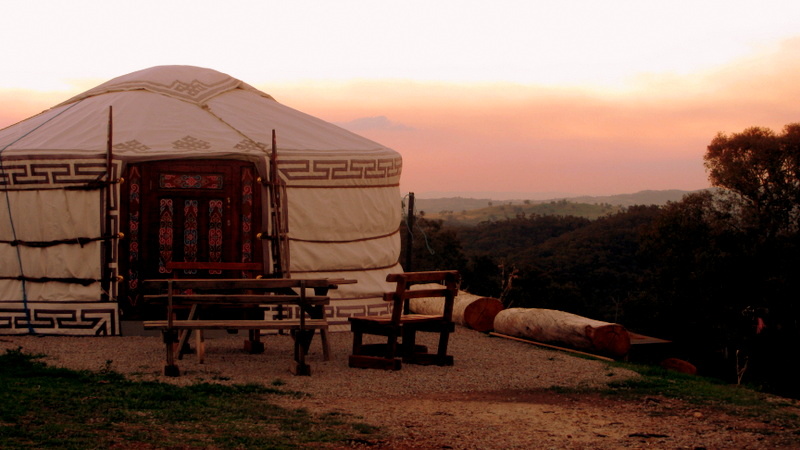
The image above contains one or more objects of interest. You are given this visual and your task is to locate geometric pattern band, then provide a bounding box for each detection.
[258,298,391,333]
[0,159,109,188]
[159,173,223,189]
[0,302,120,336]
[0,298,386,334]
[278,157,402,184]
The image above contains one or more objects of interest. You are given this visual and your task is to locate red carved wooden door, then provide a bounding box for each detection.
[120,159,261,318]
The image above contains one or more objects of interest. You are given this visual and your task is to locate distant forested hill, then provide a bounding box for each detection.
[416,190,697,213]
[563,190,699,206]
[416,190,699,225]
[426,200,618,225]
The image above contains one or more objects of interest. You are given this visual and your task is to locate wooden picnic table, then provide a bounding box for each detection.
[141,277,356,376]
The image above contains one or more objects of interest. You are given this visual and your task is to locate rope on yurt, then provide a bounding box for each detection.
[401,193,435,258]
[0,179,118,192]
[0,275,114,286]
[0,233,122,248]
[0,101,82,334]
[287,229,399,244]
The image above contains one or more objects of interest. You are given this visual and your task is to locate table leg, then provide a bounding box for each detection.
[163,330,180,377]
[320,328,330,361]
[177,304,198,360]
[291,333,311,376]
[244,329,264,354]
[196,330,206,364]
[295,304,324,353]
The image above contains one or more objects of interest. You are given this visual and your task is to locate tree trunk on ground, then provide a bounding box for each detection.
[493,308,631,358]
[409,286,504,332]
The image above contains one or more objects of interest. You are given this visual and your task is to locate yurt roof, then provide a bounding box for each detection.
[0,65,399,164]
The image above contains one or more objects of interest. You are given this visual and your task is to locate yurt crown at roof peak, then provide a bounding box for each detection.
[58,65,275,107]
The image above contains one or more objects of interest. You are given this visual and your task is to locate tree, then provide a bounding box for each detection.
[639,191,753,337]
[400,218,467,273]
[703,124,800,313]
[705,123,800,237]
[638,122,800,397]
[519,205,661,323]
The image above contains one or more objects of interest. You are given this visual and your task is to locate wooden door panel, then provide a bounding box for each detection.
[151,196,230,277]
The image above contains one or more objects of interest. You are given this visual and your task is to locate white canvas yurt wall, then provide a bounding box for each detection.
[0,65,403,335]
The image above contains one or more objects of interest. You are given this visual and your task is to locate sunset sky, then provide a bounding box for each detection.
[3,1,800,198]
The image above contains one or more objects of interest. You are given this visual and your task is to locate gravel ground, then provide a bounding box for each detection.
[0,326,634,393]
[2,326,799,448]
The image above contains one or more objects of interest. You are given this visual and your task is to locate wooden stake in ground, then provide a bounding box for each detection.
[493,308,631,359]
[409,287,504,332]
[488,332,615,361]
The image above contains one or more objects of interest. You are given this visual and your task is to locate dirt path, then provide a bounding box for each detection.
[278,389,800,448]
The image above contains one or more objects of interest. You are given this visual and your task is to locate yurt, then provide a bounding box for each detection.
[0,65,403,335]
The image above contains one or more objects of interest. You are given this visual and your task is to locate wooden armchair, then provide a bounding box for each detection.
[348,270,460,370]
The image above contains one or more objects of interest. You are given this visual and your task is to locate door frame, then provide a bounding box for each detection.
[118,159,262,318]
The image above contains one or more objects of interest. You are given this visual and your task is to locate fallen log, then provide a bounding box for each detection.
[493,308,631,358]
[409,286,504,332]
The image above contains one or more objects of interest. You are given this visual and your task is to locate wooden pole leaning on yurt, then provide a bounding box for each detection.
[267,129,290,277]
[101,106,113,300]
[404,192,415,272]
[402,192,415,314]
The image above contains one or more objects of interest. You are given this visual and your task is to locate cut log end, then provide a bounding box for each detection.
[462,297,504,332]
[585,324,631,357]
[408,289,504,332]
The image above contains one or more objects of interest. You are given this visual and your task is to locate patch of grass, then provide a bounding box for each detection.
[0,347,382,449]
[586,361,800,429]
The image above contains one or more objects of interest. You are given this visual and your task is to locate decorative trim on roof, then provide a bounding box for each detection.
[234,139,269,152]
[172,135,212,150]
[113,140,151,152]
[56,66,274,107]
[99,77,241,105]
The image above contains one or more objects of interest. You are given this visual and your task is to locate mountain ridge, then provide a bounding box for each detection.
[414,189,700,215]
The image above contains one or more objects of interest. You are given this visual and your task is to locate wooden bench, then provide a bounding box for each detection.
[348,270,461,370]
[142,278,349,376]
[160,260,271,358]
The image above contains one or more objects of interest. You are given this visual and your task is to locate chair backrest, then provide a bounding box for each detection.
[384,270,461,323]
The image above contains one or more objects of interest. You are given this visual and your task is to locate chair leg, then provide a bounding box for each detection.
[402,327,417,359]
[435,329,454,366]
[351,329,364,355]
[386,329,399,360]
[437,329,450,358]
[402,326,454,366]
[347,326,402,370]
